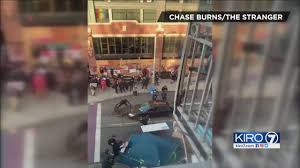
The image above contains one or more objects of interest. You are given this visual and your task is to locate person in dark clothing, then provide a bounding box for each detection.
[154,72,159,86]
[161,85,168,101]
[119,79,124,93]
[113,79,118,94]
[108,136,122,158]
[124,80,129,92]
[102,149,114,168]
[110,68,114,77]
[129,78,134,91]
[139,115,150,125]
[145,76,150,89]
[141,76,147,89]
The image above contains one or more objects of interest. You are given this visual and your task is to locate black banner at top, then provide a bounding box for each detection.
[158,11,290,22]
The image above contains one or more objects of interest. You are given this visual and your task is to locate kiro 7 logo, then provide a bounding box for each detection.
[265,132,279,143]
[233,132,280,149]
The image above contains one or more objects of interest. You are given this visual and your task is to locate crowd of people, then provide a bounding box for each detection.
[3,60,87,111]
[88,66,178,96]
[88,67,152,96]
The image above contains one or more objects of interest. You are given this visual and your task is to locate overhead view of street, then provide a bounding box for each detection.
[1,1,298,168]
[88,90,177,167]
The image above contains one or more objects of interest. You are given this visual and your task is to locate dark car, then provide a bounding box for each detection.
[128,100,173,119]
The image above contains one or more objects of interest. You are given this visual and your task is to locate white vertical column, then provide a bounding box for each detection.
[108,9,113,23]
[22,129,35,168]
[94,103,102,162]
[140,9,143,23]
[153,35,157,84]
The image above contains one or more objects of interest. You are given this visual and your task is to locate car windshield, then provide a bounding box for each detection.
[139,103,151,113]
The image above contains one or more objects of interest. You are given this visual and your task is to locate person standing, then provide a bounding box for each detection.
[113,78,118,94]
[129,77,134,91]
[154,72,159,86]
[161,86,168,102]
[118,78,124,93]
[101,77,107,91]
[110,68,114,78]
[141,76,146,89]
[32,66,48,98]
[145,76,150,89]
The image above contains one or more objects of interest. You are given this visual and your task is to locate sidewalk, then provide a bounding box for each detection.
[1,92,86,129]
[88,79,178,103]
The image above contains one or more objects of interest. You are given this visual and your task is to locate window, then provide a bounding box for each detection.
[93,37,154,59]
[143,9,156,23]
[95,9,109,23]
[19,0,85,13]
[112,9,140,22]
[112,9,127,20]
[163,36,185,58]
[19,0,51,13]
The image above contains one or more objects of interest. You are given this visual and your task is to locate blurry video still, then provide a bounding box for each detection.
[1,0,299,168]
[1,0,87,168]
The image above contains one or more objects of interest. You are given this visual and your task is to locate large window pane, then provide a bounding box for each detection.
[108,38,116,54]
[128,37,135,53]
[141,37,147,53]
[112,9,140,22]
[93,38,101,54]
[134,37,141,53]
[54,0,67,12]
[122,37,129,54]
[147,38,154,54]
[115,38,122,54]
[126,9,140,22]
[93,37,154,59]
[143,9,156,23]
[163,36,184,58]
[112,9,127,20]
[101,38,109,54]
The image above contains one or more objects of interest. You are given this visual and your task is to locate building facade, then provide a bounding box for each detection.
[87,0,212,74]
[1,0,87,66]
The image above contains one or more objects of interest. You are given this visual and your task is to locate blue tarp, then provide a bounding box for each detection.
[117,133,180,167]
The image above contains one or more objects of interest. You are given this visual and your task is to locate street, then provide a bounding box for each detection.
[88,91,176,165]
[2,113,87,168]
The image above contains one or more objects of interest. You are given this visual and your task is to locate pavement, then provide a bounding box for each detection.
[2,109,87,168]
[1,92,86,129]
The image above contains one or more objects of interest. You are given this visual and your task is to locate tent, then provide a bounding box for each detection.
[117,133,181,167]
